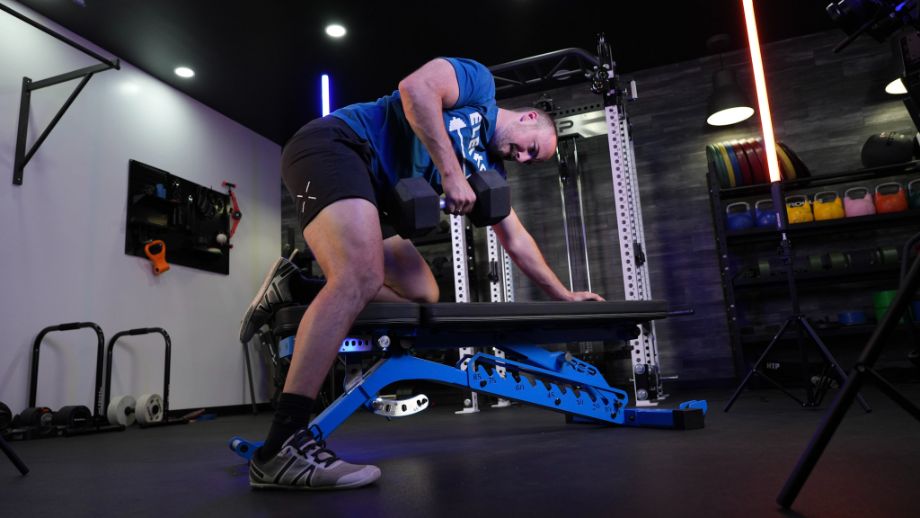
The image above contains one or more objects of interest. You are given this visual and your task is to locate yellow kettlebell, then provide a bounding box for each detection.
[812,191,845,221]
[785,194,814,224]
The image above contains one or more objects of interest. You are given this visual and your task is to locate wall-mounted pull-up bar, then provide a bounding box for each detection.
[1,2,120,186]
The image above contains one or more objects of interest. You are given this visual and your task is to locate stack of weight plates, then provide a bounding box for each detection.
[706,139,810,188]
[106,394,164,427]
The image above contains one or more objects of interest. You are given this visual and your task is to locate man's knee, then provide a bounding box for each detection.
[334,267,385,304]
[414,283,439,304]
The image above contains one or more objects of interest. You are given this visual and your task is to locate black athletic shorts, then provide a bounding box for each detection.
[281,116,397,238]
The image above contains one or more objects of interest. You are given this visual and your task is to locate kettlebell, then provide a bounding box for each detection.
[785,195,813,224]
[875,182,908,214]
[725,202,754,231]
[812,191,845,221]
[843,187,876,217]
[754,199,778,228]
[908,178,920,210]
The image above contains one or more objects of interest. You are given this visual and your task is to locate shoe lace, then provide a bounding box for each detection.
[294,434,339,468]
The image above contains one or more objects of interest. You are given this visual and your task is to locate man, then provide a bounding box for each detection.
[241,57,603,490]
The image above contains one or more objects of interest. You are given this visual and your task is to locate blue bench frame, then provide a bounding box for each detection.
[229,303,706,460]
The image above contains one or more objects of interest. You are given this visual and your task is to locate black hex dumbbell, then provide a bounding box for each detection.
[389,170,511,238]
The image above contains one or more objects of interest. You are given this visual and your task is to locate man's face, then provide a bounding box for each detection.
[491,111,557,165]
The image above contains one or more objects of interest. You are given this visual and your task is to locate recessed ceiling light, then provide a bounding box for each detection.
[174,66,195,78]
[325,24,346,38]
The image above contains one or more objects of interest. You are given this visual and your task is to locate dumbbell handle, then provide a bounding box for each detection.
[438,199,473,213]
[438,199,476,214]
[392,170,508,238]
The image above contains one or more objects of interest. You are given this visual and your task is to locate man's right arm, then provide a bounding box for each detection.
[398,58,476,214]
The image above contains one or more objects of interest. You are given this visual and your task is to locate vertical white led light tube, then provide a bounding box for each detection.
[742,0,781,183]
[321,74,331,116]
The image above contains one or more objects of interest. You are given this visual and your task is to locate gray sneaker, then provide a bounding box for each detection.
[239,252,300,343]
[249,430,381,490]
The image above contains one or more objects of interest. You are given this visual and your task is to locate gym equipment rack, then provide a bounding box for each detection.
[488,35,667,404]
[15,322,124,440]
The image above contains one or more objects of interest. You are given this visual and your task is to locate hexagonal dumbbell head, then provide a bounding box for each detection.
[467,169,511,227]
[392,176,441,238]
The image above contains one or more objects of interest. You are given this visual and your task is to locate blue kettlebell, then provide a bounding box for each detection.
[754,199,778,228]
[726,202,754,231]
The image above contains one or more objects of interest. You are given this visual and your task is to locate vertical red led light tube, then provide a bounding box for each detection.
[742,0,782,183]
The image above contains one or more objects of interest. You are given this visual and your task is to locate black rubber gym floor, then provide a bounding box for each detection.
[2,385,918,518]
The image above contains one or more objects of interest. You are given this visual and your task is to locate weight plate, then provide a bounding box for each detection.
[705,145,719,186]
[709,144,729,188]
[726,143,745,186]
[107,395,137,426]
[136,394,164,425]
[741,140,763,184]
[779,142,810,178]
[827,251,848,270]
[847,249,879,269]
[18,407,53,432]
[753,140,776,183]
[53,405,93,429]
[776,143,796,180]
[717,143,736,187]
[757,258,771,277]
[879,247,900,265]
[808,255,824,272]
[732,141,753,186]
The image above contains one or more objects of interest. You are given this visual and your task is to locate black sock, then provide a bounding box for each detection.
[257,393,314,461]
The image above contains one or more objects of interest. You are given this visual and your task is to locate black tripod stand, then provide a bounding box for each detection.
[778,233,920,509]
[724,181,871,412]
[1,435,29,475]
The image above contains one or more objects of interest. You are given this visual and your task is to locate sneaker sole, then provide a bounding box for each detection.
[239,256,290,343]
[249,472,380,491]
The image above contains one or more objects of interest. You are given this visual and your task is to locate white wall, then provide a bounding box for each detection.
[0,1,281,414]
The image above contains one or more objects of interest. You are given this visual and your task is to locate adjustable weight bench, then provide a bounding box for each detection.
[230,301,707,459]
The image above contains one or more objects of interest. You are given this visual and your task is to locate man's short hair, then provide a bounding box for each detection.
[531,107,557,137]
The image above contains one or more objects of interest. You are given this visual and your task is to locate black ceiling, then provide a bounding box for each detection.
[11,0,838,145]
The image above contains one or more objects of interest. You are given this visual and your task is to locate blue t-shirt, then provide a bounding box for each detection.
[332,57,506,193]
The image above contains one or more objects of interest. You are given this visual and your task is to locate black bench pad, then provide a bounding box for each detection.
[272,300,668,341]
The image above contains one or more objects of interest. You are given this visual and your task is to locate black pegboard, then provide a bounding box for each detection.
[125,160,230,275]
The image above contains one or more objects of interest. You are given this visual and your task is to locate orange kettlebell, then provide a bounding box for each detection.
[875,182,908,214]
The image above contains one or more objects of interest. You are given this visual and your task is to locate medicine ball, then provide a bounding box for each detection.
[861,132,916,168]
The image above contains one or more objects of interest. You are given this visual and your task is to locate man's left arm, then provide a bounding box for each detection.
[492,209,604,301]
